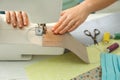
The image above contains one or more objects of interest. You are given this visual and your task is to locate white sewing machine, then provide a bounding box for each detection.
[0,0,65,60]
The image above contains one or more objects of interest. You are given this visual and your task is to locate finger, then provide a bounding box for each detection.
[68,21,81,32]
[21,11,29,26]
[53,16,72,34]
[60,10,66,16]
[60,11,64,16]
[59,20,75,34]
[10,11,17,28]
[52,15,66,31]
[16,11,24,28]
[5,11,11,24]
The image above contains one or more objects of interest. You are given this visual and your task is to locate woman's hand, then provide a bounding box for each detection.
[52,3,90,34]
[5,11,29,29]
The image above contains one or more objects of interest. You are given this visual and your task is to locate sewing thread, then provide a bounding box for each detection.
[103,32,110,44]
[112,33,120,40]
[106,43,119,53]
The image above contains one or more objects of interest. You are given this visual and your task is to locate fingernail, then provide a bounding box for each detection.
[52,28,54,31]
[53,32,58,35]
[54,31,57,33]
[59,32,63,34]
[52,29,54,32]
[24,23,26,25]
[14,23,16,26]
[53,31,59,34]
[7,20,10,23]
[19,24,22,27]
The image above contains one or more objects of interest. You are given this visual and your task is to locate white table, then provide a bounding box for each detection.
[0,13,114,80]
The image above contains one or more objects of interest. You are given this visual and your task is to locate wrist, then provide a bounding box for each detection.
[78,0,116,13]
[77,1,93,14]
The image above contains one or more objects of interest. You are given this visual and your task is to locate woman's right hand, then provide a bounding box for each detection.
[52,3,90,34]
[5,11,29,29]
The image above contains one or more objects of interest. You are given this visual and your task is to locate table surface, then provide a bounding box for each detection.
[0,13,112,80]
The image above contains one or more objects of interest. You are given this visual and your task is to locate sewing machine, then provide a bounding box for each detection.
[0,0,65,60]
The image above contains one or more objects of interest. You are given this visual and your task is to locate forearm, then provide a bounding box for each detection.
[78,0,117,13]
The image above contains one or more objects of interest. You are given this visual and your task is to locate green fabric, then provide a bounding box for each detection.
[62,0,83,10]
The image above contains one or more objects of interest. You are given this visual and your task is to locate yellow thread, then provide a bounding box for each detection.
[103,32,110,44]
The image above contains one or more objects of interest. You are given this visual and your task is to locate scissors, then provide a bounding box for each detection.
[84,29,100,45]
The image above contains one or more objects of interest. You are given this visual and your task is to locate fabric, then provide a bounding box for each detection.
[25,39,120,80]
[71,53,120,80]
[71,66,101,80]
[25,52,100,80]
[101,53,120,80]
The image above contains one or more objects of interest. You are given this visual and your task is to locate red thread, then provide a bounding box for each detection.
[107,43,119,53]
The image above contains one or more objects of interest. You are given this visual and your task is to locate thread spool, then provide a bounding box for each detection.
[103,32,110,44]
[106,43,119,53]
[112,33,120,40]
